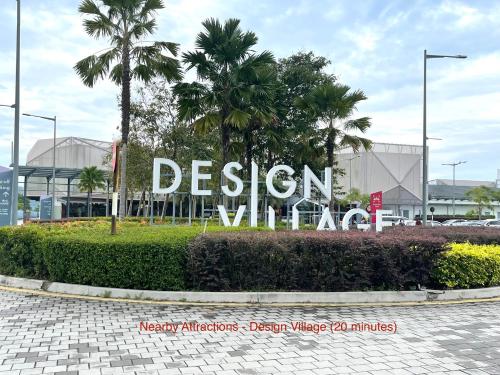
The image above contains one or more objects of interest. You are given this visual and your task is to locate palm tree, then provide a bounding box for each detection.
[74,0,182,219]
[78,166,106,217]
[174,18,275,168]
[296,82,372,204]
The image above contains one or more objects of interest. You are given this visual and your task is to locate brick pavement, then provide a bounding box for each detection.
[0,289,500,374]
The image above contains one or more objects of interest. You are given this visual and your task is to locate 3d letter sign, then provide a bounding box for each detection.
[153,159,390,231]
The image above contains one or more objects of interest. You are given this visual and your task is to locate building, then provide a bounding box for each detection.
[428,173,500,219]
[337,142,423,219]
[23,137,112,217]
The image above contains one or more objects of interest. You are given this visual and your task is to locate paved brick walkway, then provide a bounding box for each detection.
[1,289,500,375]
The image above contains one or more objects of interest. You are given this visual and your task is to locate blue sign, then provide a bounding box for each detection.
[0,170,12,227]
[40,195,53,220]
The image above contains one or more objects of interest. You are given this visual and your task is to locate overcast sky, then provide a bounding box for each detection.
[0,0,499,181]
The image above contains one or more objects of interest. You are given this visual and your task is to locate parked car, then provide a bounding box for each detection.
[483,219,500,228]
[425,220,442,227]
[441,219,467,226]
[461,220,485,227]
[381,216,415,227]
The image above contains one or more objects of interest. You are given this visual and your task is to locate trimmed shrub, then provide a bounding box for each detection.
[187,231,448,292]
[392,226,500,245]
[41,228,192,290]
[0,226,47,278]
[433,243,500,288]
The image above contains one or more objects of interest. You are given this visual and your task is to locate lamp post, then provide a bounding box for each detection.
[422,50,467,225]
[442,161,467,217]
[10,0,21,226]
[22,113,57,220]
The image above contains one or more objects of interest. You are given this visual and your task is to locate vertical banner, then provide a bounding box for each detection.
[39,194,53,220]
[0,170,13,227]
[369,191,383,223]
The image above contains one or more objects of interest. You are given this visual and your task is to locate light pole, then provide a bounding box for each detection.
[22,113,57,220]
[422,50,467,225]
[442,161,466,217]
[10,0,21,225]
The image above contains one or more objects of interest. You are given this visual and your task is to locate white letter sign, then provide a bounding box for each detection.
[153,158,182,194]
[191,160,212,196]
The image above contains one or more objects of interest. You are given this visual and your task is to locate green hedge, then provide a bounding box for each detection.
[0,223,261,290]
[0,226,47,279]
[2,223,500,292]
[433,243,500,288]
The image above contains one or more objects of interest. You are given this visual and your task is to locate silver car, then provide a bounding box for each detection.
[483,219,500,228]
[442,219,467,226]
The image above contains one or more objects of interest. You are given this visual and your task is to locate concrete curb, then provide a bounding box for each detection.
[1,274,500,304]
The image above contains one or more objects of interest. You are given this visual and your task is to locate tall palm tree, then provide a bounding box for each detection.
[74,0,181,219]
[297,82,372,167]
[78,166,106,217]
[296,82,372,204]
[174,18,275,168]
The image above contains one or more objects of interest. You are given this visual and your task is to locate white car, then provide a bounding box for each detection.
[461,220,484,227]
[425,220,442,227]
[381,216,415,227]
[483,219,500,228]
[441,219,467,226]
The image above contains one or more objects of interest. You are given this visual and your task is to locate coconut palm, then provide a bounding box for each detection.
[78,166,106,217]
[174,18,275,167]
[74,0,182,219]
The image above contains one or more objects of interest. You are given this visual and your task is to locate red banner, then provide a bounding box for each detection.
[369,191,383,223]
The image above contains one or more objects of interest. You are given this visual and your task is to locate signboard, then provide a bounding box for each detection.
[0,170,12,227]
[151,158,393,232]
[39,195,53,220]
[370,191,383,223]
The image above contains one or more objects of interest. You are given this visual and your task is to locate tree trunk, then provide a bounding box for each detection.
[244,126,254,181]
[87,191,91,217]
[127,190,134,216]
[327,128,336,215]
[136,189,145,217]
[119,39,131,220]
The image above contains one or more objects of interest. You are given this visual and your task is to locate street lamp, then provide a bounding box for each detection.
[0,104,15,109]
[422,50,467,225]
[22,113,57,220]
[442,161,467,218]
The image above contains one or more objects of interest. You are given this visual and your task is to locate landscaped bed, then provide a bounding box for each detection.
[1,221,499,292]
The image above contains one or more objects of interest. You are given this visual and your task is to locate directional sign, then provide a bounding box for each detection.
[39,195,53,220]
[0,170,12,227]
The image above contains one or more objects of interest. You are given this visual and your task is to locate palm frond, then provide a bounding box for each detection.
[224,108,251,129]
[74,48,120,87]
[139,0,165,19]
[343,117,371,133]
[193,112,222,133]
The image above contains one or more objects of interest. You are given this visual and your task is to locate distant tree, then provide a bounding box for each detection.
[340,188,370,208]
[271,52,335,174]
[465,185,494,220]
[75,0,182,219]
[78,166,106,217]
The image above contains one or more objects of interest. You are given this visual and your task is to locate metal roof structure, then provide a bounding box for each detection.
[17,165,110,181]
